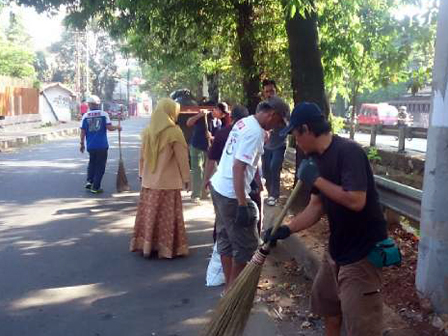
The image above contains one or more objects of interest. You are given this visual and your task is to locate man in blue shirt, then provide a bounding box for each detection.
[80,95,121,194]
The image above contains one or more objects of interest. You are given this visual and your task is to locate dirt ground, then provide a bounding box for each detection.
[258,250,325,335]
[271,165,447,335]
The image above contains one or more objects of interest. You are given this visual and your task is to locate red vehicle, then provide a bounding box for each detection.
[357,103,399,126]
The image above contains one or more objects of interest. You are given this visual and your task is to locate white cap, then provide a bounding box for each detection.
[86,95,101,104]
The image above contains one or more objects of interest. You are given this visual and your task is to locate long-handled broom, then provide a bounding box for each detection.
[116,111,130,192]
[202,180,303,336]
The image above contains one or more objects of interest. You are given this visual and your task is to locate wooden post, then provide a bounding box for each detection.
[370,125,377,147]
[397,124,406,152]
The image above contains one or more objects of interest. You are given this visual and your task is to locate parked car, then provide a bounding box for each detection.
[103,102,127,120]
[357,103,398,127]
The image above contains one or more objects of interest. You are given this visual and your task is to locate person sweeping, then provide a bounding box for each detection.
[203,102,399,336]
[264,102,398,336]
[209,101,285,293]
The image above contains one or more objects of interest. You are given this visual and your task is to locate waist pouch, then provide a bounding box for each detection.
[367,238,402,268]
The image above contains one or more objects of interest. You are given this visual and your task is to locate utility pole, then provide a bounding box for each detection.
[127,59,130,115]
[416,0,448,313]
[75,32,81,105]
[85,29,90,96]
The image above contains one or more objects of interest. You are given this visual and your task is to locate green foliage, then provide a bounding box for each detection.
[48,24,119,100]
[0,11,35,78]
[367,147,382,163]
[0,39,36,78]
[328,113,345,134]
[16,0,437,109]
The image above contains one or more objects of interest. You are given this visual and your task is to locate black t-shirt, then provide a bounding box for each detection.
[311,135,387,265]
[191,114,222,151]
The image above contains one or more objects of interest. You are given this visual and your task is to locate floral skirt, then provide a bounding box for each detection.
[130,188,189,258]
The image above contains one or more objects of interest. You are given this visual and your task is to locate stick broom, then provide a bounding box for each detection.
[202,180,303,336]
[116,111,130,192]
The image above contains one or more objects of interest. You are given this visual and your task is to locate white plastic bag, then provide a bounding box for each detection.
[205,242,225,287]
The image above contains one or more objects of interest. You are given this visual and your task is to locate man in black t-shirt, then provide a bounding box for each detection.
[264,102,387,336]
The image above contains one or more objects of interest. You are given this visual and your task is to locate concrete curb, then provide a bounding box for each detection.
[0,127,80,150]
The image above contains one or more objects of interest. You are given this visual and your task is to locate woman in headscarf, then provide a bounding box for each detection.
[130,98,190,258]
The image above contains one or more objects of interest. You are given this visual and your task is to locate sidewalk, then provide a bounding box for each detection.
[0,121,80,150]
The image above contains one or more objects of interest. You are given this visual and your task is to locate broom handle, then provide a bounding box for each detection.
[118,114,122,160]
[262,180,303,249]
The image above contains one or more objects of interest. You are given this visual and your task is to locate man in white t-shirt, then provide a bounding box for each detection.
[210,101,285,290]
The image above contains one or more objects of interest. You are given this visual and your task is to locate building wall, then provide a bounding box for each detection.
[40,87,73,123]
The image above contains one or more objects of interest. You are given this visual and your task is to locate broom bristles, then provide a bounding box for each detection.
[116,158,130,192]
[202,249,268,336]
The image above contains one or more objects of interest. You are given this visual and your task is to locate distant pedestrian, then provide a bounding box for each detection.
[130,98,190,259]
[261,79,290,206]
[80,99,89,116]
[80,95,121,194]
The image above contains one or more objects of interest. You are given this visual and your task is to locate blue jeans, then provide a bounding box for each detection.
[262,146,286,199]
[87,148,108,190]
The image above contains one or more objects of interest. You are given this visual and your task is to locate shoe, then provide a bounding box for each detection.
[85,182,92,189]
[90,188,104,194]
[266,197,277,206]
[191,197,201,204]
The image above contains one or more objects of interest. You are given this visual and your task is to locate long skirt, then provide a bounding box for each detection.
[130,188,189,258]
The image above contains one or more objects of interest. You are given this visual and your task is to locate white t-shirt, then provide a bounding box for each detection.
[211,115,265,199]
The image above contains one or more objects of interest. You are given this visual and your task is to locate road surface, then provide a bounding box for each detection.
[340,131,427,153]
[0,117,279,336]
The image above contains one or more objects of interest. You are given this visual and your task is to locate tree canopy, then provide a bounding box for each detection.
[13,0,438,111]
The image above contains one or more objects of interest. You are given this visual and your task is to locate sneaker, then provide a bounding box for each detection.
[90,188,104,194]
[85,182,92,189]
[266,197,277,206]
[191,197,201,204]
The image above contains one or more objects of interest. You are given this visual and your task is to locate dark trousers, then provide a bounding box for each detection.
[87,148,108,190]
[262,146,286,199]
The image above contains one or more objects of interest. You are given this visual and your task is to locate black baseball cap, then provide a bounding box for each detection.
[279,102,324,137]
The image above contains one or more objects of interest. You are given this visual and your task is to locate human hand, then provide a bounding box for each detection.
[203,179,211,190]
[235,205,250,227]
[184,182,191,191]
[117,126,123,131]
[263,225,291,245]
[80,143,85,153]
[297,158,320,187]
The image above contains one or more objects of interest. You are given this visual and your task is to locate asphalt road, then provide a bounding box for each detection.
[0,117,281,336]
[340,131,427,153]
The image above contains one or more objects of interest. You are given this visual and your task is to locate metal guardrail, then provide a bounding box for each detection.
[284,147,422,228]
[374,175,422,228]
[356,124,428,153]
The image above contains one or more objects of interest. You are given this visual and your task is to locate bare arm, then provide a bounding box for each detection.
[186,112,205,128]
[314,177,366,212]
[233,159,247,206]
[288,194,324,233]
[203,158,216,189]
[80,129,86,153]
[106,124,120,131]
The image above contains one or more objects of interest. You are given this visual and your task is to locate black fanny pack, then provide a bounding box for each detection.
[367,238,402,268]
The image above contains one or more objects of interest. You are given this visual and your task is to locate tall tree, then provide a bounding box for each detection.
[283,1,328,114]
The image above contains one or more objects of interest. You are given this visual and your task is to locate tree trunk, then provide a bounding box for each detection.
[207,72,220,103]
[284,4,329,116]
[234,1,260,114]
